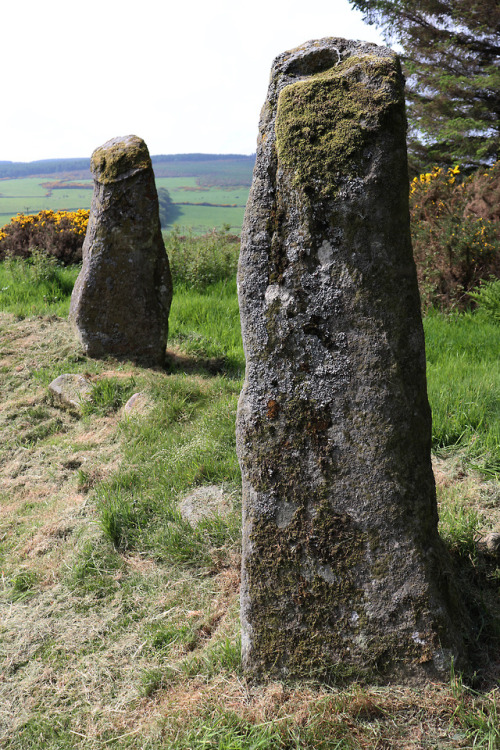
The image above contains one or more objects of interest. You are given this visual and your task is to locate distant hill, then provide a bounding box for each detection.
[0,154,256,186]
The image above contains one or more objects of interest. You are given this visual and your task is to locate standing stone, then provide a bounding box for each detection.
[236,38,466,683]
[69,135,172,365]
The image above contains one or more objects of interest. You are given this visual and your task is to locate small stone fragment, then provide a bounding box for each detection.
[179,485,232,526]
[49,374,92,409]
[236,37,467,684]
[477,532,500,555]
[122,392,150,417]
[69,135,172,365]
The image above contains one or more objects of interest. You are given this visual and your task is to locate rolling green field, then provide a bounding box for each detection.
[0,178,93,226]
[0,155,254,233]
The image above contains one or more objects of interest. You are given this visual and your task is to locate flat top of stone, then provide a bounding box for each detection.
[90,135,151,184]
[271,37,395,79]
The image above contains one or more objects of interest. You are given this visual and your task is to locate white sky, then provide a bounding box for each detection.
[2,0,384,162]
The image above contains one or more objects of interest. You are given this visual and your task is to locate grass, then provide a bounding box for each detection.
[0,243,499,748]
[424,310,500,476]
[0,252,78,316]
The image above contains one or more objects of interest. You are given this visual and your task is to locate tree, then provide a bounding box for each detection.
[350,0,500,170]
[157,187,181,228]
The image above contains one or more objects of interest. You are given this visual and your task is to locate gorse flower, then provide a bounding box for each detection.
[410,161,500,309]
[0,209,89,264]
[410,165,461,196]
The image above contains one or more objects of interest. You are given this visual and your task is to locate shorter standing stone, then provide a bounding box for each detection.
[69,135,172,365]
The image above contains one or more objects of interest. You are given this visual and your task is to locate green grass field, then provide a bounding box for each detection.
[0,243,499,749]
[0,178,93,226]
[0,177,249,233]
[156,177,249,206]
[0,156,254,232]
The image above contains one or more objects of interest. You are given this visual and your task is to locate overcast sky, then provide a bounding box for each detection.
[2,0,384,162]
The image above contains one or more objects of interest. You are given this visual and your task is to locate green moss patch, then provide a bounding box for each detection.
[275,54,403,199]
[91,136,151,184]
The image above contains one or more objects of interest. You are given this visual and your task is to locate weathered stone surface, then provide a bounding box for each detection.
[122,391,150,417]
[236,38,467,684]
[49,373,92,409]
[69,135,172,365]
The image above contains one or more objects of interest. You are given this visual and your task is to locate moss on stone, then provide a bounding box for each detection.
[246,503,370,682]
[91,135,151,184]
[274,54,403,200]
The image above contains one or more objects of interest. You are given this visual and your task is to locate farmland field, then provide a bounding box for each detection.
[0,155,254,233]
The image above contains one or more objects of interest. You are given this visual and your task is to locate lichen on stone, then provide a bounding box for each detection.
[91,135,151,184]
[237,37,469,686]
[275,54,403,200]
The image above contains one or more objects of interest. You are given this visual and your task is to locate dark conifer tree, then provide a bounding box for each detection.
[350,0,500,170]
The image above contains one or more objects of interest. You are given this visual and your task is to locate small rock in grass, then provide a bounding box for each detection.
[122,392,150,417]
[477,532,500,555]
[49,374,92,410]
[179,485,232,526]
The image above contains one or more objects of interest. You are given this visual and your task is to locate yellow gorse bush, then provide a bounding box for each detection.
[410,165,461,196]
[0,209,89,242]
[0,208,90,264]
[409,161,500,308]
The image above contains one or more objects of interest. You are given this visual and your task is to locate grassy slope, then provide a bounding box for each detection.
[0,258,499,748]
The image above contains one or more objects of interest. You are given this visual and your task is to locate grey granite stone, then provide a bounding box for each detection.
[236,38,467,684]
[69,135,172,366]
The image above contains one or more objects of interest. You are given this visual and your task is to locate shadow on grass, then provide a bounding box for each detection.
[448,546,500,689]
[164,349,243,378]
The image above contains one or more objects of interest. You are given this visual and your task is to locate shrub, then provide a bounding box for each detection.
[0,208,89,265]
[468,277,500,323]
[410,162,500,310]
[165,227,239,290]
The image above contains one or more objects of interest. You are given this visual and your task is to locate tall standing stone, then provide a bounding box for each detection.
[69,135,172,365]
[236,38,466,683]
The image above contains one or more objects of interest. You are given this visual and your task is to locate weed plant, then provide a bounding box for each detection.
[165,227,240,290]
[81,377,137,417]
[469,277,500,323]
[0,252,79,316]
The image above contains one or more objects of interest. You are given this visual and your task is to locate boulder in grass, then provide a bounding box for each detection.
[49,373,92,410]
